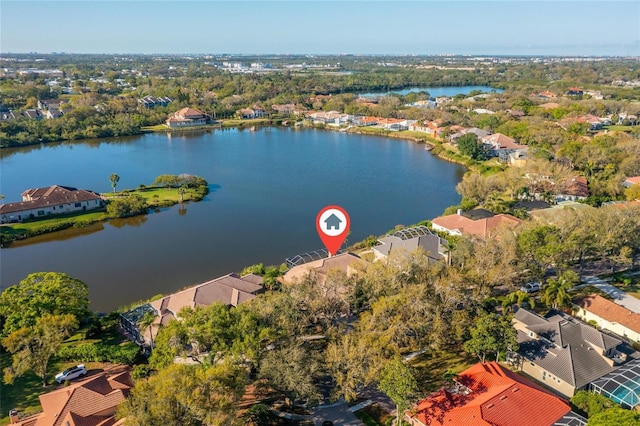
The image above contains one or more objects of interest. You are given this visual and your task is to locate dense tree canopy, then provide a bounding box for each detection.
[0,272,89,337]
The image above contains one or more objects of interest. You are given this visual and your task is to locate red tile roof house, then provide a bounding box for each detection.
[11,370,132,426]
[555,176,589,202]
[0,185,104,224]
[575,294,640,343]
[623,176,640,188]
[430,211,521,239]
[480,133,527,160]
[165,107,210,128]
[282,252,367,286]
[120,273,264,347]
[406,362,585,426]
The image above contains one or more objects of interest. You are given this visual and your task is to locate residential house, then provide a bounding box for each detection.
[38,99,66,111]
[282,252,367,286]
[306,111,352,126]
[623,176,640,188]
[272,103,297,115]
[617,112,638,125]
[472,108,495,115]
[555,177,589,202]
[355,116,379,127]
[22,109,43,120]
[481,133,527,160]
[165,107,209,128]
[566,87,584,96]
[0,106,16,121]
[406,361,585,426]
[431,210,521,239]
[121,273,264,346]
[510,308,636,397]
[10,370,132,426]
[45,108,63,119]
[535,90,558,99]
[237,106,265,119]
[377,117,412,131]
[372,225,449,264]
[575,294,640,343]
[138,95,172,108]
[0,185,104,223]
[448,127,491,144]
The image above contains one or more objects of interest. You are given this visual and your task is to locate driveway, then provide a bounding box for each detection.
[580,276,640,314]
[311,401,363,426]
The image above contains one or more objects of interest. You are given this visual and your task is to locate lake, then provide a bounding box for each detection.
[358,85,502,98]
[0,128,465,312]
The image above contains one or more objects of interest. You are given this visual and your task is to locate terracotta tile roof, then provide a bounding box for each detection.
[576,294,640,334]
[409,362,571,426]
[431,213,521,239]
[481,133,526,150]
[282,253,367,286]
[14,372,131,426]
[0,185,102,214]
[625,176,640,185]
[148,273,263,332]
[175,107,206,119]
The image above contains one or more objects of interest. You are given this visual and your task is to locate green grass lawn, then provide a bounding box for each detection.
[103,185,205,205]
[221,118,271,127]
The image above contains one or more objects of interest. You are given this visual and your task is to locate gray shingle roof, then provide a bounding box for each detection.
[515,309,626,389]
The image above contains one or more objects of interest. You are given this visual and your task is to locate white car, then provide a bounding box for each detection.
[55,364,87,383]
[520,282,541,293]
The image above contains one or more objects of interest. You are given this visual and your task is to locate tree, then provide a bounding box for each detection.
[570,390,616,418]
[106,194,148,218]
[2,314,78,386]
[587,406,640,425]
[258,344,321,407]
[110,173,120,193]
[118,362,246,426]
[457,133,485,160]
[138,312,157,349]
[0,272,89,337]
[464,312,517,364]
[541,270,577,310]
[378,357,419,426]
[326,332,383,403]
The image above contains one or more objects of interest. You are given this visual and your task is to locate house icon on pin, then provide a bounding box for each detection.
[324,213,342,231]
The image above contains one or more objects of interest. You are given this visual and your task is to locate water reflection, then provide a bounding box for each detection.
[108,215,148,229]
[10,222,105,247]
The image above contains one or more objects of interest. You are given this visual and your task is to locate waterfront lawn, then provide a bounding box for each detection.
[0,210,108,243]
[221,118,271,127]
[104,185,206,205]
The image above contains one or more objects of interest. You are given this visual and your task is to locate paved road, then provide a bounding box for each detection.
[580,276,640,314]
[311,401,363,426]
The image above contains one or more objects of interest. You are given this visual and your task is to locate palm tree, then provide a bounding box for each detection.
[541,271,577,310]
[138,312,157,349]
[109,173,120,193]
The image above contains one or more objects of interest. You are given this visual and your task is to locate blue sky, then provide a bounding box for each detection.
[1,1,639,55]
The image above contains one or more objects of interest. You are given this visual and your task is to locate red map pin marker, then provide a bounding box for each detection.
[316,205,350,256]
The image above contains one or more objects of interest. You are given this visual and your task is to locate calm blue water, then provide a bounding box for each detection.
[0,128,465,311]
[358,85,503,98]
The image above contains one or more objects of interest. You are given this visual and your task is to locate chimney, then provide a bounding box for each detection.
[457,209,463,216]
[9,409,19,423]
